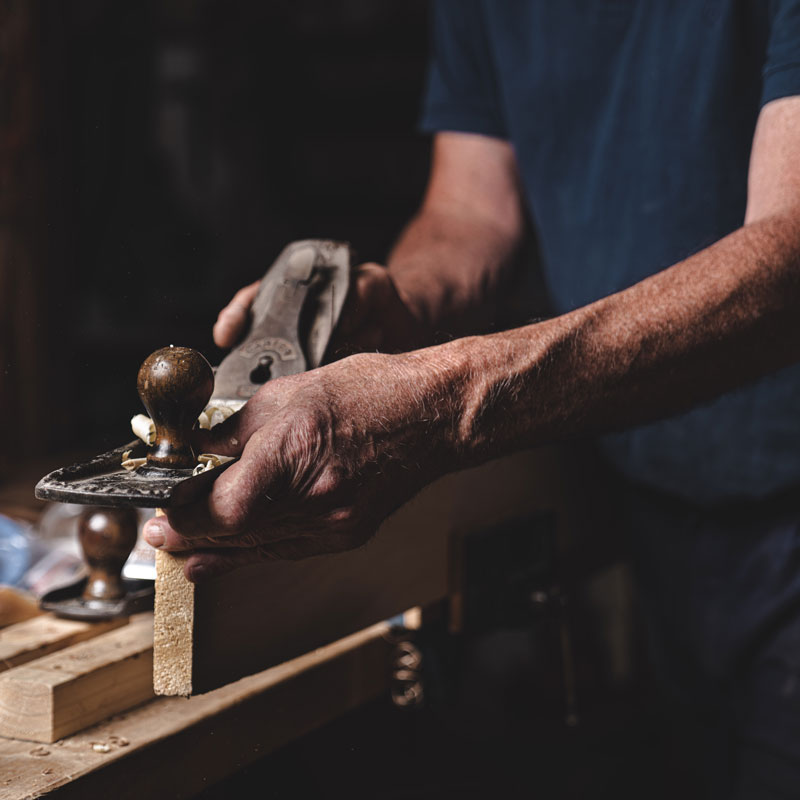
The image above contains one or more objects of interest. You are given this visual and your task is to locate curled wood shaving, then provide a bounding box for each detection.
[121,450,147,472]
[131,401,243,445]
[121,449,233,475]
[197,404,238,430]
[126,401,242,472]
[131,414,155,445]
[192,454,235,476]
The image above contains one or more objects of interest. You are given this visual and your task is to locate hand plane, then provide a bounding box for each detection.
[34,240,351,619]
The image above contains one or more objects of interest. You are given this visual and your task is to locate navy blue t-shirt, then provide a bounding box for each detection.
[420,0,800,504]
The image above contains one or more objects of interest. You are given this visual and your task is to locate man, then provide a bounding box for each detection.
[144,2,800,795]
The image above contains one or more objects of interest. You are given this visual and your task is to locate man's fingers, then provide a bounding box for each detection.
[144,484,302,550]
[142,520,216,552]
[213,281,261,348]
[327,263,386,359]
[160,461,249,539]
[183,538,344,582]
[142,515,296,552]
[183,548,276,582]
[143,514,221,550]
[327,262,425,358]
[149,444,285,543]
[184,549,269,582]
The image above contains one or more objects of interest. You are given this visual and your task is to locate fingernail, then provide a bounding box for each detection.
[188,564,210,583]
[144,520,166,548]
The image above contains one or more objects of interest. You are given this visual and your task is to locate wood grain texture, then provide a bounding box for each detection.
[153,550,193,696]
[155,448,565,695]
[0,615,127,673]
[0,615,153,743]
[0,621,392,800]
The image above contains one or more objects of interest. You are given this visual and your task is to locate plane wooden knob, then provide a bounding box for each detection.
[137,346,214,470]
[79,507,139,602]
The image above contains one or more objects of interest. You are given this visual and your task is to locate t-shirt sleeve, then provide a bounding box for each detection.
[419,0,508,138]
[762,0,800,106]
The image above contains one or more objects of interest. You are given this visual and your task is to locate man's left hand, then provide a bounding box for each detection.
[142,351,458,582]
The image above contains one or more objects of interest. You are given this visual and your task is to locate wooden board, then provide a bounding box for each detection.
[155,448,565,695]
[0,616,153,743]
[0,621,392,800]
[0,615,127,673]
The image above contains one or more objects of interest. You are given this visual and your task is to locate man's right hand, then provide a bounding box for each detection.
[213,133,525,355]
[212,262,429,358]
[327,262,430,356]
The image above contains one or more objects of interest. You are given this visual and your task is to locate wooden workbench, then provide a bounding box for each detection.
[0,464,396,797]
[0,448,567,797]
[0,619,394,799]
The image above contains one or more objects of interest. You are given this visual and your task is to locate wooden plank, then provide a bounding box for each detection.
[0,621,392,800]
[155,448,565,695]
[0,616,153,743]
[0,615,127,673]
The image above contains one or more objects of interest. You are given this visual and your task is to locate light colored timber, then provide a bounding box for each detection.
[0,621,392,800]
[153,550,193,696]
[0,615,127,673]
[153,506,195,695]
[0,615,153,743]
[155,448,566,695]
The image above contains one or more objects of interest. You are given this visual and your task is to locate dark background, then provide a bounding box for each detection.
[1,0,434,469]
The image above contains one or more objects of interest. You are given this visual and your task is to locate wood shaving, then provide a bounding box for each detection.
[122,449,233,475]
[131,414,155,445]
[197,404,238,430]
[132,401,243,445]
[127,401,242,472]
[121,450,147,472]
[192,454,235,476]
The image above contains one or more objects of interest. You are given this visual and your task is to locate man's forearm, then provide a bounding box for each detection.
[387,206,522,340]
[406,213,800,466]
